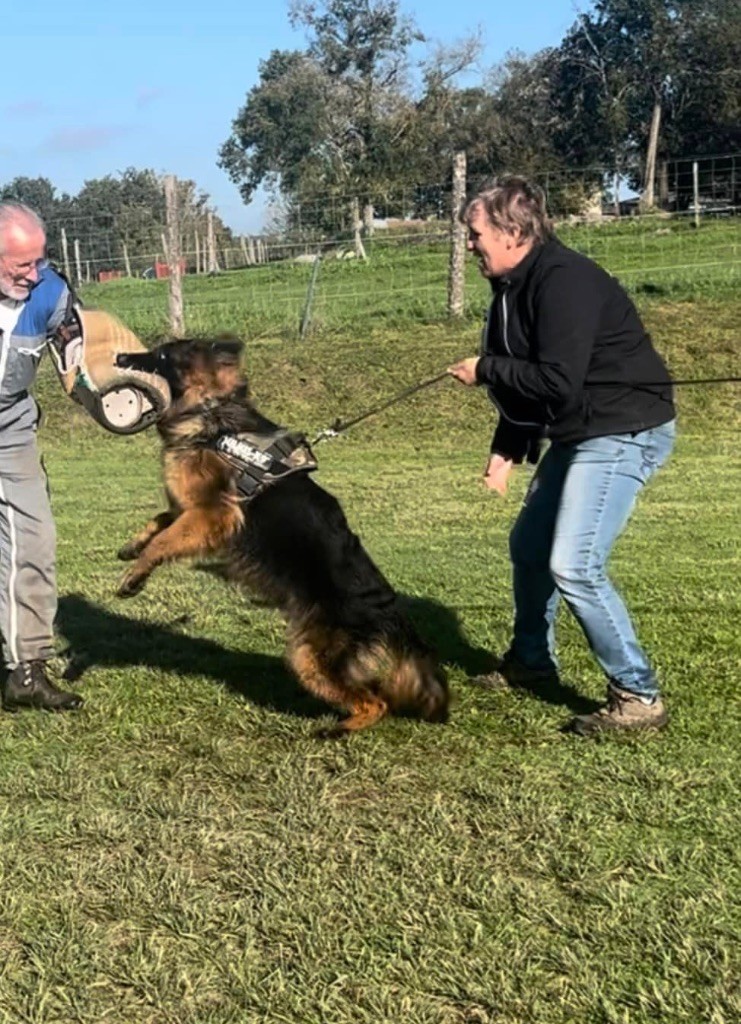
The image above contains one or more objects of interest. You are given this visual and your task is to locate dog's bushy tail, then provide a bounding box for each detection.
[391,650,449,723]
[348,625,449,723]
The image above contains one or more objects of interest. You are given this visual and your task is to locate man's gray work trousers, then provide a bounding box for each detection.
[0,435,56,667]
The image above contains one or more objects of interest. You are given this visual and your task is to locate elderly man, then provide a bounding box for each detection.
[0,203,82,710]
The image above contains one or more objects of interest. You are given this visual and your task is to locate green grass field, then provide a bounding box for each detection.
[0,240,739,1023]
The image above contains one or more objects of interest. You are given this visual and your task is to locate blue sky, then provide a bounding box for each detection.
[3,1,581,233]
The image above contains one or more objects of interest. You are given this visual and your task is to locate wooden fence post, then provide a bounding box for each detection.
[60,227,72,282]
[164,174,184,335]
[207,211,220,274]
[363,203,374,236]
[351,198,367,260]
[447,151,467,318]
[299,256,322,341]
[73,238,82,288]
[363,202,374,255]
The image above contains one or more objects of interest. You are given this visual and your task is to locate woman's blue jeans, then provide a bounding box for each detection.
[509,421,676,698]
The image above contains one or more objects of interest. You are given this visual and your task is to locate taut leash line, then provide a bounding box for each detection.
[640,376,741,386]
[311,370,741,446]
[311,370,450,445]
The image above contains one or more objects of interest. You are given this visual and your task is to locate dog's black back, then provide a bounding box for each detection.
[240,473,400,632]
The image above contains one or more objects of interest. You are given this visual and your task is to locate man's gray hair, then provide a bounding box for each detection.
[463,175,553,245]
[0,203,47,254]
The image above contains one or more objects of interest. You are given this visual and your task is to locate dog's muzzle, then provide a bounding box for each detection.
[115,351,159,375]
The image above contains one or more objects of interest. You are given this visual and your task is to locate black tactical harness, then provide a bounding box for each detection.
[210,429,318,502]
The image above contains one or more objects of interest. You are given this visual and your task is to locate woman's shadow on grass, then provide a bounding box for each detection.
[402,595,600,714]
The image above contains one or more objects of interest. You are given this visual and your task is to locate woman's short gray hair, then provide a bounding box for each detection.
[463,175,553,245]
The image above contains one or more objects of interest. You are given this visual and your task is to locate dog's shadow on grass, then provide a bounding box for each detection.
[57,592,597,718]
[57,593,323,719]
[57,590,492,720]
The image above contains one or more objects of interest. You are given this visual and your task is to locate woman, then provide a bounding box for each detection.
[448,176,676,735]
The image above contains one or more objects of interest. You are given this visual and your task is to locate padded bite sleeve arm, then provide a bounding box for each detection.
[48,308,171,434]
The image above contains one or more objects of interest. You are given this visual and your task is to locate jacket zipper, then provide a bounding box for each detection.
[501,285,513,356]
[479,306,491,355]
[486,283,541,429]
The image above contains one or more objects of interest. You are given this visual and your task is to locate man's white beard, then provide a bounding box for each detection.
[0,275,30,301]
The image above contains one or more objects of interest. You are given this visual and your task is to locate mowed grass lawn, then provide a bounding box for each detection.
[0,293,739,1023]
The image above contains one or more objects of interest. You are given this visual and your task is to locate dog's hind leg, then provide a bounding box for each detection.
[117,511,177,561]
[287,640,388,738]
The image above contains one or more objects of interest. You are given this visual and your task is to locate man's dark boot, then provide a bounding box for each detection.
[2,661,83,712]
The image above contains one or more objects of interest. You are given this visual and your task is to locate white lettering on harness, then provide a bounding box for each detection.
[216,435,273,470]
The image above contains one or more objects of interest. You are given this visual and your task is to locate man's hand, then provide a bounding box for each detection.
[483,454,514,495]
[448,357,480,386]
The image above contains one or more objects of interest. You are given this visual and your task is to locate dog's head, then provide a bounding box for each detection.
[116,338,245,405]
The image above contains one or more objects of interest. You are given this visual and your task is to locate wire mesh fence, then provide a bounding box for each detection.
[54,153,740,339]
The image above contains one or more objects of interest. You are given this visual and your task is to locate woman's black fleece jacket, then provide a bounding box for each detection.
[475,237,676,463]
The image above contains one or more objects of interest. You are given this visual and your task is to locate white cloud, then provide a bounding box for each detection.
[41,126,129,153]
[136,87,164,109]
[4,100,52,117]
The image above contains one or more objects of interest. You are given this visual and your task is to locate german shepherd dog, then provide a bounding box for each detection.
[114,339,448,736]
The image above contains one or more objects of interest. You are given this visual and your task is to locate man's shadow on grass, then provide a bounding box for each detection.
[57,591,597,717]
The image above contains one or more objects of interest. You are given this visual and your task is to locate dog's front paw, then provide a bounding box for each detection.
[116,569,148,598]
[117,541,141,561]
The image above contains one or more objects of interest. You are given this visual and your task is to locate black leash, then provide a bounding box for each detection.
[312,370,450,444]
[646,376,741,386]
[311,371,740,446]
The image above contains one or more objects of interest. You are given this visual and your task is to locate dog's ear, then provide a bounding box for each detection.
[212,338,244,364]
